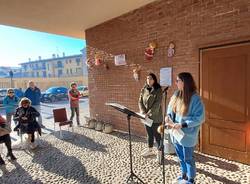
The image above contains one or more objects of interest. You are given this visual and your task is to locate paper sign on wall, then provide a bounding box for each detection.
[114,54,127,66]
[160,67,172,86]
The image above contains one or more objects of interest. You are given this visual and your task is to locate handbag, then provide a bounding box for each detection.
[0,124,11,136]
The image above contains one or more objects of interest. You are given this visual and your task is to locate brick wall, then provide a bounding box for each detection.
[86,0,250,136]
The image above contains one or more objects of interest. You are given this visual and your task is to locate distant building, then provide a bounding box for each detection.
[0,66,22,78]
[19,50,87,78]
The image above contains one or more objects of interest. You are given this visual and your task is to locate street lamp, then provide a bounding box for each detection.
[9,70,13,88]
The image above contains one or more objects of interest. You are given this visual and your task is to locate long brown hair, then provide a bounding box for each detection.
[169,72,197,115]
[146,73,161,89]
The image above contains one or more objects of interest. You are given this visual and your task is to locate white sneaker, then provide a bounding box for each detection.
[141,148,154,157]
[172,180,187,184]
[172,177,187,184]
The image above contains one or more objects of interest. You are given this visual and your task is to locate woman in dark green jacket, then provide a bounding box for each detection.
[138,73,163,160]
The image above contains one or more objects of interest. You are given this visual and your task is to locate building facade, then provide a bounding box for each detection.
[86,0,250,164]
[0,66,22,78]
[20,52,87,78]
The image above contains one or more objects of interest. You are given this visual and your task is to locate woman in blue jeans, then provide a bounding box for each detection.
[166,72,205,184]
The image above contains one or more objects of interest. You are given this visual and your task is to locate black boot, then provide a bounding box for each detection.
[6,152,17,161]
[0,156,5,165]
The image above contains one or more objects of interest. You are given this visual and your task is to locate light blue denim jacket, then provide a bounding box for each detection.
[167,92,205,147]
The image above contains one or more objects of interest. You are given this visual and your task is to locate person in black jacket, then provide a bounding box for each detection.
[14,97,41,149]
[138,73,163,162]
[0,115,16,167]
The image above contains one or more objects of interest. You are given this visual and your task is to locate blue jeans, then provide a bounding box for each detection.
[174,143,196,180]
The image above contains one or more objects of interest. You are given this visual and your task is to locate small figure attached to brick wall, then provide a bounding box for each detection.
[94,53,103,66]
[145,42,157,61]
[133,65,142,81]
[86,54,109,70]
[167,42,175,60]
[86,58,94,69]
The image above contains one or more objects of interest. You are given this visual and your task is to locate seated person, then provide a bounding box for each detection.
[0,115,17,166]
[14,98,41,149]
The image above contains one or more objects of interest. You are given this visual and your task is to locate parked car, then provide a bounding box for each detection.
[41,87,68,103]
[0,88,24,107]
[77,85,88,97]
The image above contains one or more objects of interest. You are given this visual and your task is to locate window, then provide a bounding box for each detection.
[66,69,69,74]
[76,67,82,74]
[70,69,72,74]
[36,63,38,69]
[57,61,63,68]
[36,72,39,77]
[60,87,68,93]
[47,64,50,70]
[69,60,72,63]
[58,69,63,76]
[76,58,81,66]
[43,71,47,77]
[42,63,46,69]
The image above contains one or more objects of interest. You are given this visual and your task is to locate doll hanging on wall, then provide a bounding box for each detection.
[94,54,103,66]
[145,42,157,61]
[133,65,142,81]
[86,58,94,69]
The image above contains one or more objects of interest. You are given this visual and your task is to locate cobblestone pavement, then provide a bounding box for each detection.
[0,127,249,184]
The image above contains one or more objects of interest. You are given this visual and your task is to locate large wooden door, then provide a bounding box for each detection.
[201,43,250,164]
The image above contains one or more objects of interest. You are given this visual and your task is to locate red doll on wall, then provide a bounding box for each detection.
[145,42,157,61]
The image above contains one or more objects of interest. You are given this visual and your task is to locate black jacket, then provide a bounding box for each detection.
[14,106,41,135]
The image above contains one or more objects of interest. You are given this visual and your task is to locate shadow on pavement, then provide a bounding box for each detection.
[52,130,107,153]
[0,161,43,184]
[169,153,241,184]
[32,140,101,184]
[110,131,147,144]
[195,153,239,172]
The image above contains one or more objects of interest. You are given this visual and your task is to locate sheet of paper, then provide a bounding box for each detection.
[140,117,153,127]
[114,54,127,66]
[135,112,146,118]
[105,102,127,110]
[171,128,184,143]
[160,67,172,86]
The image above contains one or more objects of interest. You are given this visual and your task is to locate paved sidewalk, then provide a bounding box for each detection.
[0,126,249,184]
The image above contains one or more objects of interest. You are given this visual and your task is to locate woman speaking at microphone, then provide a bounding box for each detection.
[166,72,205,184]
[138,73,162,161]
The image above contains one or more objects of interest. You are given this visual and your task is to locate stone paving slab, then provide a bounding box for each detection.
[0,127,250,184]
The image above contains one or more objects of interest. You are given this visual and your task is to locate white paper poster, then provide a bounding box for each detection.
[114,54,126,66]
[160,67,172,86]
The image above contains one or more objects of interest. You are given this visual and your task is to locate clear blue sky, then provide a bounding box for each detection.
[0,25,86,67]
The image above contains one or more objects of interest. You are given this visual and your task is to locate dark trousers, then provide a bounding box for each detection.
[70,107,80,124]
[30,132,35,143]
[0,134,13,156]
[145,123,161,150]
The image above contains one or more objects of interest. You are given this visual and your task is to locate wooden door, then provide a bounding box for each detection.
[201,43,250,164]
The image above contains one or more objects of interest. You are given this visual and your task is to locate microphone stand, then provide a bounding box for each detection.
[160,86,169,184]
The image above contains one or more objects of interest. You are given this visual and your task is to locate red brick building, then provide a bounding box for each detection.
[86,0,250,164]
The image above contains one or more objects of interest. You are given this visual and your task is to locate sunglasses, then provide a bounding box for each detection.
[8,91,14,94]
